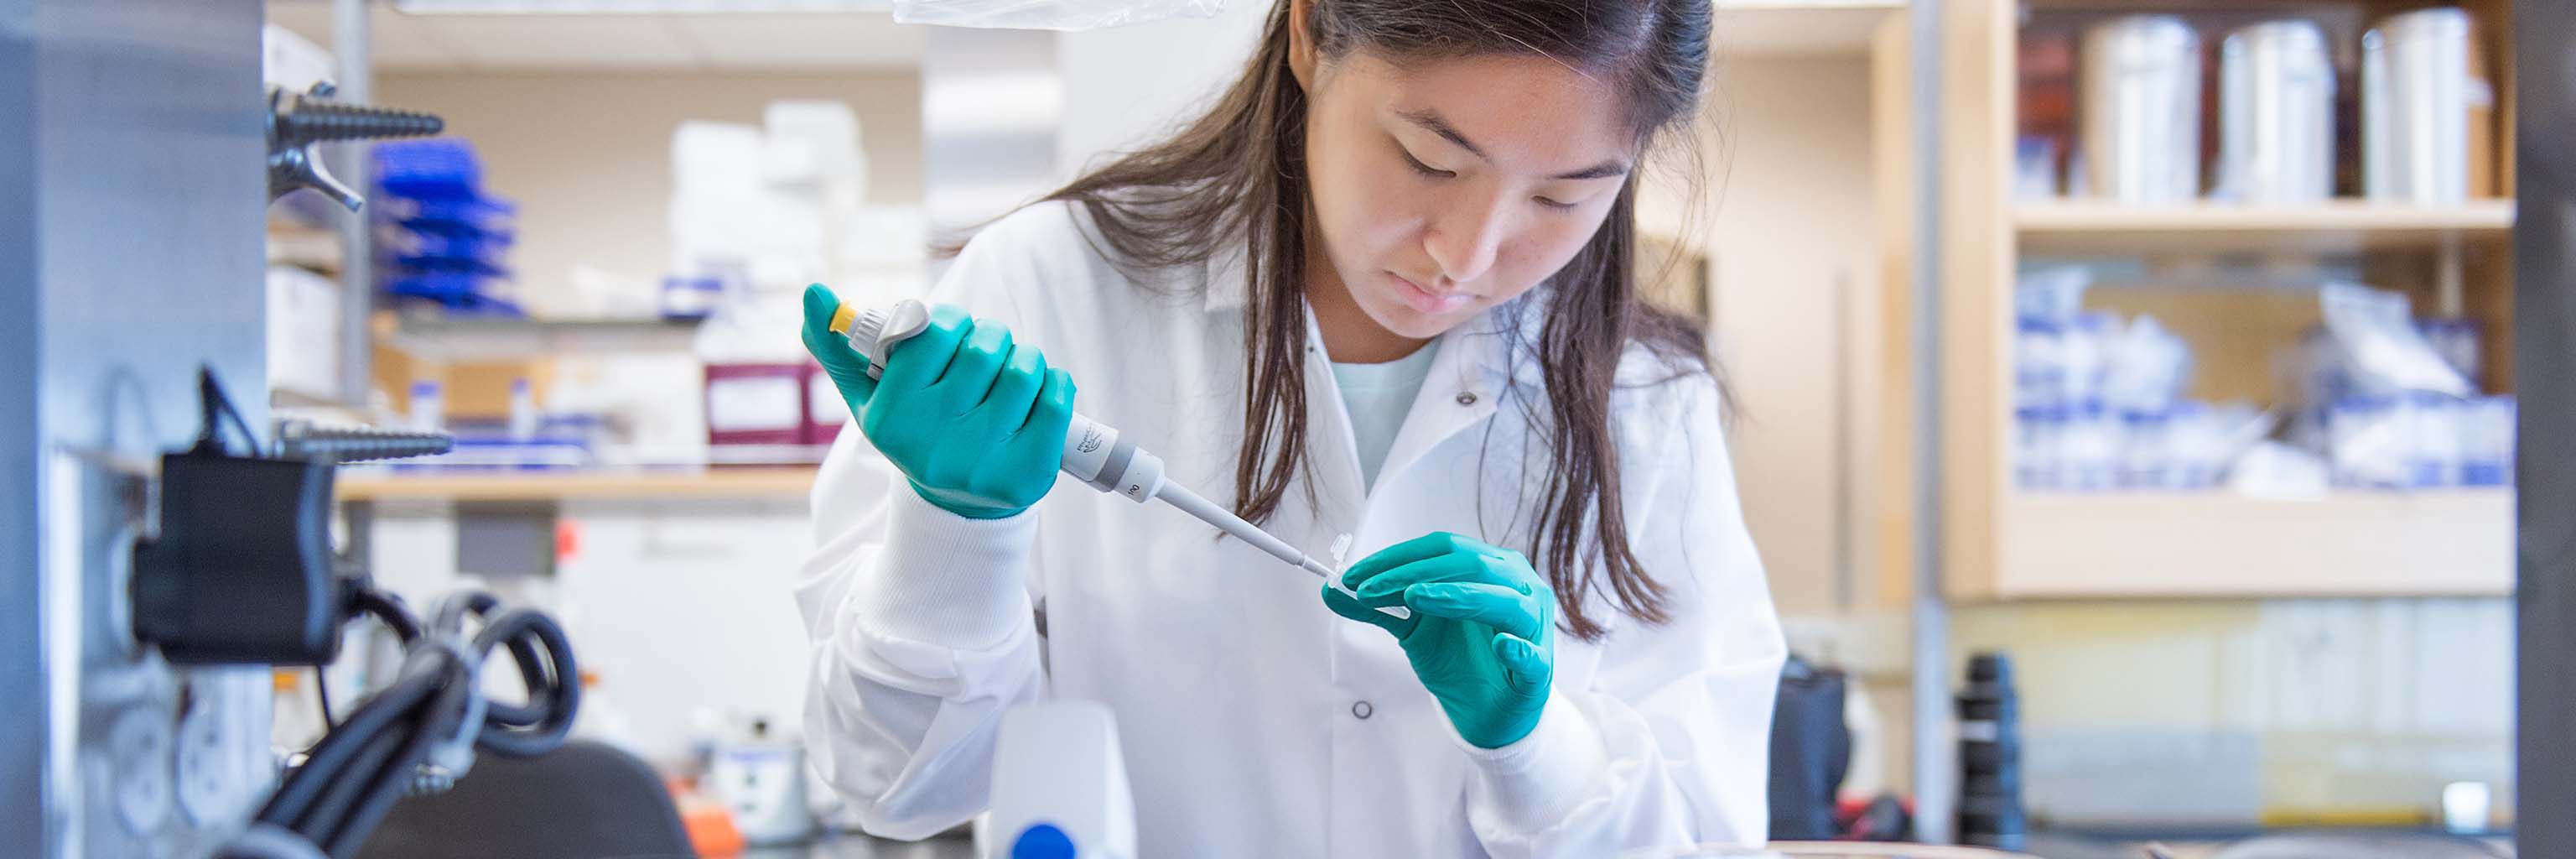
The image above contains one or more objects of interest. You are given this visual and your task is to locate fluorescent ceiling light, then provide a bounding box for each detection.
[392,0,893,13]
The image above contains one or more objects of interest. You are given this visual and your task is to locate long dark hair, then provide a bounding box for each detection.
[1039,0,1715,641]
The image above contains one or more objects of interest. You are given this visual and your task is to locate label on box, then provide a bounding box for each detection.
[707,376,803,433]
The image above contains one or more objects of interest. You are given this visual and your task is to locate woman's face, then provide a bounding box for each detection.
[1301,50,1639,341]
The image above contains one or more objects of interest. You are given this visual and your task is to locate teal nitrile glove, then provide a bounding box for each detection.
[1322,532,1555,748]
[798,284,1075,519]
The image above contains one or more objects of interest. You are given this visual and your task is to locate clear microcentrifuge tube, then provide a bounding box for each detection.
[1324,533,1358,600]
[1322,533,1408,619]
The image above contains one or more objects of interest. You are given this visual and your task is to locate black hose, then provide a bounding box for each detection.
[194,367,261,456]
[430,590,500,634]
[304,649,465,833]
[473,632,550,728]
[314,669,335,726]
[293,718,414,836]
[257,668,440,827]
[470,608,580,758]
[350,587,422,643]
[324,678,471,856]
[241,586,581,858]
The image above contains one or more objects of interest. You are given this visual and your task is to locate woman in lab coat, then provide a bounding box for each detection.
[793,0,1784,854]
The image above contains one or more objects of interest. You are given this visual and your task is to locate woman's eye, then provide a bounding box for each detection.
[1400,150,1455,180]
[1534,195,1577,211]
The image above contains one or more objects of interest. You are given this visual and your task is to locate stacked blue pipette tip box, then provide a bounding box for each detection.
[374,138,522,315]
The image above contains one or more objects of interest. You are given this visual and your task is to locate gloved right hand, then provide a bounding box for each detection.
[800,284,1076,519]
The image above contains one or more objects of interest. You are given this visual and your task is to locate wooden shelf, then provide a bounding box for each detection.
[1972,489,2513,599]
[387,315,704,362]
[1714,0,1903,56]
[336,467,816,502]
[2017,200,2516,255]
[267,226,343,273]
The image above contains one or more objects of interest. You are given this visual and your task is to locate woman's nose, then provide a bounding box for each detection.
[1422,198,1509,286]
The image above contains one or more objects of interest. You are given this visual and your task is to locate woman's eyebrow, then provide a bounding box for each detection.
[1550,161,1630,181]
[1394,107,1629,181]
[1395,107,1489,160]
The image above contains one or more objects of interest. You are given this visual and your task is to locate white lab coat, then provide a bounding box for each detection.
[794,201,1785,857]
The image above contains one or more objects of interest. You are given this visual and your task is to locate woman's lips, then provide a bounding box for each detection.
[1390,272,1472,315]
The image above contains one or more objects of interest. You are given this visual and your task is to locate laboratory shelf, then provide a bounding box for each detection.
[2016,200,2516,256]
[1712,0,1904,56]
[1980,489,2514,600]
[387,315,704,362]
[266,225,343,273]
[335,467,816,502]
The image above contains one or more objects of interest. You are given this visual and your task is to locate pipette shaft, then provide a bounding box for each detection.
[831,299,1400,615]
[1151,480,1338,579]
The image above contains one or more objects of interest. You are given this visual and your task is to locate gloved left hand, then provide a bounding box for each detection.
[1322,532,1555,749]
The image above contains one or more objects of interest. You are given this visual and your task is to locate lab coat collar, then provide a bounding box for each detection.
[1451,291,1553,390]
[1278,287,1556,500]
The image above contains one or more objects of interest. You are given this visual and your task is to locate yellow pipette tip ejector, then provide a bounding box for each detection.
[827,303,859,336]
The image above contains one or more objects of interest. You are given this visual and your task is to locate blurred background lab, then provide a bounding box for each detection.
[8,0,2573,857]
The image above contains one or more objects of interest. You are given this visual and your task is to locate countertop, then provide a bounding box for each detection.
[740,833,974,859]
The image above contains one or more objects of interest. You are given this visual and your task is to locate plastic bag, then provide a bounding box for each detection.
[2327,394,2409,488]
[2228,440,2333,497]
[2011,266,2092,415]
[2318,281,2472,397]
[2014,266,2091,325]
[2056,311,2118,411]
[892,0,1223,30]
[2101,314,2192,415]
[2166,401,2269,489]
[2461,396,2516,486]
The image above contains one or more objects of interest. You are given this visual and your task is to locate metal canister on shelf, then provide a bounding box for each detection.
[2217,19,2334,202]
[2080,15,2202,203]
[2364,8,2472,203]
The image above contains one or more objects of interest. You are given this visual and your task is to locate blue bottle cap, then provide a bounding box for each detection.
[1011,823,1076,859]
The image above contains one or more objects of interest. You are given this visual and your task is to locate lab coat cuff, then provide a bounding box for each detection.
[1459,692,1605,833]
[854,487,1037,651]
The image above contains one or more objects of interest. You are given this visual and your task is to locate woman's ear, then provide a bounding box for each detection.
[1286,0,1317,91]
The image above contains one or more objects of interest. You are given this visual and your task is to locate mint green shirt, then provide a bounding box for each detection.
[1329,341,1440,488]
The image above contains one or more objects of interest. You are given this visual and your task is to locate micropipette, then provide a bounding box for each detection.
[831,299,1403,617]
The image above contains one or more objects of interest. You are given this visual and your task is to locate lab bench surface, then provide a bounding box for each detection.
[335,467,818,501]
[730,832,2522,859]
[2023,830,2515,859]
[742,833,974,859]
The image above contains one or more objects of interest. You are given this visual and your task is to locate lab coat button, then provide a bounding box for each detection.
[1455,391,1478,406]
[1351,700,1374,720]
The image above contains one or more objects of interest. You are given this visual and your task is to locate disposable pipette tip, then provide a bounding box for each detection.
[828,303,858,335]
